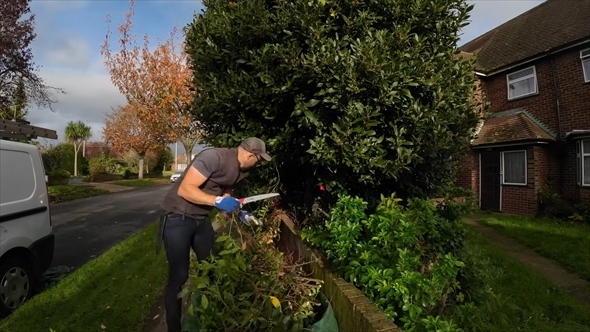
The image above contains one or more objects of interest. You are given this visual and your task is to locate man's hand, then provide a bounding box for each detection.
[214,196,240,213]
[238,210,261,226]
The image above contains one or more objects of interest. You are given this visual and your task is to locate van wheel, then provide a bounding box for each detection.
[0,257,35,318]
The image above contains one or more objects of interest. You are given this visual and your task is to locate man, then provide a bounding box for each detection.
[159,137,271,332]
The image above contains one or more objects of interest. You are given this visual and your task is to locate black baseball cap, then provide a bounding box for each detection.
[240,137,271,161]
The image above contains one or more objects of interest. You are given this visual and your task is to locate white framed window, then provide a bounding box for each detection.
[502,150,527,185]
[576,139,590,186]
[581,49,590,83]
[506,66,538,100]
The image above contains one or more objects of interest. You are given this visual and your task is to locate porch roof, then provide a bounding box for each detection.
[565,129,590,140]
[472,108,556,147]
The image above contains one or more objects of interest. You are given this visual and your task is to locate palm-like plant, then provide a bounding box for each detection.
[64,120,92,177]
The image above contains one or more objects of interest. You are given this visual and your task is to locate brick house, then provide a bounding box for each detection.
[172,153,197,171]
[83,141,121,159]
[457,0,590,215]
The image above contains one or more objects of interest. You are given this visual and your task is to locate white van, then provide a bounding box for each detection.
[0,139,54,318]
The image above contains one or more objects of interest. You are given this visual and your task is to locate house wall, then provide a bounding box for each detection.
[173,163,188,171]
[461,145,551,216]
[479,45,590,137]
[461,44,590,213]
[457,150,479,201]
[500,146,545,215]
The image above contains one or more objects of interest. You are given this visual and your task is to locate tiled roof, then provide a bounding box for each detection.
[454,51,475,61]
[460,0,590,73]
[472,108,556,146]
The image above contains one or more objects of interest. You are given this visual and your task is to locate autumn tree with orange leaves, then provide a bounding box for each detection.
[103,105,165,179]
[100,0,201,155]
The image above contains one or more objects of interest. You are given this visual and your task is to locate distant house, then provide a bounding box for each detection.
[172,153,197,171]
[457,0,590,215]
[82,142,121,158]
[84,142,121,159]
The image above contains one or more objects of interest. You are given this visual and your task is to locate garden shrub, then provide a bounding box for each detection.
[185,0,482,208]
[301,193,471,331]
[88,154,123,176]
[48,169,71,178]
[47,169,71,186]
[182,206,323,332]
[42,143,88,176]
[538,183,590,224]
[42,148,62,174]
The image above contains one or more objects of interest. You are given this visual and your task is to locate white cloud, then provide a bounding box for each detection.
[45,33,91,70]
[26,64,126,143]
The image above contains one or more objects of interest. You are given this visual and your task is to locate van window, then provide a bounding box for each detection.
[0,149,37,205]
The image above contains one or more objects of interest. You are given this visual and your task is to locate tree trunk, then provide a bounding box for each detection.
[138,158,144,179]
[73,144,79,177]
[182,141,197,162]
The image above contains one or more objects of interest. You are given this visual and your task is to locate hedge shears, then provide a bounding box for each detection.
[236,193,280,226]
[238,193,280,207]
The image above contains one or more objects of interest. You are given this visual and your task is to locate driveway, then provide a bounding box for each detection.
[49,184,172,269]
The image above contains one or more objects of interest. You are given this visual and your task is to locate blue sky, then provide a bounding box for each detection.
[28,0,545,154]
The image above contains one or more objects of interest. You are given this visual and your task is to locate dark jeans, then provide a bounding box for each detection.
[163,213,216,332]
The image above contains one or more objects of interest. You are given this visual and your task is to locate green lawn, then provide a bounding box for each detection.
[48,185,110,203]
[112,178,170,187]
[0,223,167,332]
[458,230,590,332]
[479,215,590,280]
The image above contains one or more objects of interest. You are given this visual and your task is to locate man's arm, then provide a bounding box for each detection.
[177,150,220,206]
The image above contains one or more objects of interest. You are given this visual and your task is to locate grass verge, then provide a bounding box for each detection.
[48,185,110,203]
[0,222,167,332]
[457,229,590,332]
[478,215,590,280]
[112,178,170,187]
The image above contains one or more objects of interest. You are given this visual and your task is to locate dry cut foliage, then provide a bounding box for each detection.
[100,0,201,153]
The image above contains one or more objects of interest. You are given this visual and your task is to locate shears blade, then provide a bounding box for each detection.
[238,193,280,206]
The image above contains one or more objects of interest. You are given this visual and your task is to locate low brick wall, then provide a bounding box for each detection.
[47,176,69,186]
[90,173,124,182]
[276,215,402,332]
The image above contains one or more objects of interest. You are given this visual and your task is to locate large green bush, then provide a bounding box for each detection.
[301,193,472,331]
[88,154,124,176]
[185,0,481,207]
[42,143,88,176]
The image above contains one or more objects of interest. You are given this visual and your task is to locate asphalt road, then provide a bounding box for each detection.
[49,184,172,269]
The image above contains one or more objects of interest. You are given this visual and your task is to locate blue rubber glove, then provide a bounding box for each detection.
[238,210,261,226]
[214,196,240,213]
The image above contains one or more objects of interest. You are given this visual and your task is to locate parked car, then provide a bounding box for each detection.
[0,140,55,318]
[170,170,183,183]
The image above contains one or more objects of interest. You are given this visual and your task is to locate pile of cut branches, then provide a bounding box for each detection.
[181,207,323,332]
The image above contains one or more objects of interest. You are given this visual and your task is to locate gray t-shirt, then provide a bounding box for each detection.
[192,148,221,180]
[161,147,246,218]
